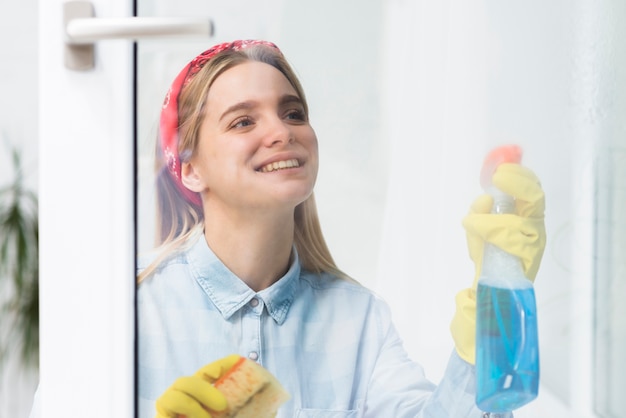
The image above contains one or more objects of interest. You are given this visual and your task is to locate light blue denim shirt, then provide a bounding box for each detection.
[137,233,494,418]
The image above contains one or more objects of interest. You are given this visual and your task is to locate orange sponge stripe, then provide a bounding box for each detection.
[214,356,247,387]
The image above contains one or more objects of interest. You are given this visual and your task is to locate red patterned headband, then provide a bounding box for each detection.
[159,40,281,207]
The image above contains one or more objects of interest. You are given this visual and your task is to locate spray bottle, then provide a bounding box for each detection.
[475,145,539,413]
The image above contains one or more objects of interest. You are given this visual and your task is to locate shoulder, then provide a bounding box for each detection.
[136,248,193,296]
[299,270,391,312]
[300,270,367,292]
[137,228,204,279]
[136,249,188,274]
[295,271,397,340]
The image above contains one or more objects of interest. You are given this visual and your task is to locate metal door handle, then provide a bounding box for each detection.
[66,17,212,44]
[64,1,213,71]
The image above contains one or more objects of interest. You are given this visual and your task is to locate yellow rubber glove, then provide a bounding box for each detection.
[155,354,242,418]
[450,163,546,364]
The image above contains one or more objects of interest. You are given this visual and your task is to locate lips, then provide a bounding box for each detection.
[258,158,300,173]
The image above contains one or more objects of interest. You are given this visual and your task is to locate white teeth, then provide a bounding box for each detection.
[260,159,300,172]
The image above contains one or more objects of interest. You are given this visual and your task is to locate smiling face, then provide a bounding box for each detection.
[181,61,319,215]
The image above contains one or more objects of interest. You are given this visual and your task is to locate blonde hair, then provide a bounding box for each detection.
[138,45,350,284]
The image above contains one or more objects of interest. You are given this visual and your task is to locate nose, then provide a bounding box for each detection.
[263,115,294,147]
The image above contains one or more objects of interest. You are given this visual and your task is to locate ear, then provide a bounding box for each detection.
[181,161,206,193]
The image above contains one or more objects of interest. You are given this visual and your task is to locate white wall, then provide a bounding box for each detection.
[0,0,40,417]
[0,1,39,183]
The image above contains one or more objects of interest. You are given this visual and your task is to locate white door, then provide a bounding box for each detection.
[39,0,135,416]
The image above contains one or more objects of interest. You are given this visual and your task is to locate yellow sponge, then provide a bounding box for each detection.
[212,356,290,418]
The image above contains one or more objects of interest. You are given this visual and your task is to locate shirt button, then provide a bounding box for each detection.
[248,351,259,361]
[250,298,259,307]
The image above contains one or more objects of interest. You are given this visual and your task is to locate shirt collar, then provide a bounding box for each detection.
[185,233,299,325]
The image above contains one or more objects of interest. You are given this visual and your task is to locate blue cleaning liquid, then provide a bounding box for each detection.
[476,282,540,412]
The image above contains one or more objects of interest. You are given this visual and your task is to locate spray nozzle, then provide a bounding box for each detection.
[480,144,523,189]
[480,144,523,214]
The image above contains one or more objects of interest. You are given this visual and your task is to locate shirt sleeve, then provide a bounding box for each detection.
[364,298,505,418]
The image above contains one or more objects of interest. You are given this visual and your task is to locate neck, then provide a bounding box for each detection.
[203,207,295,292]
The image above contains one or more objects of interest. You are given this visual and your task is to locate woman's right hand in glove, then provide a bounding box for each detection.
[155,354,241,418]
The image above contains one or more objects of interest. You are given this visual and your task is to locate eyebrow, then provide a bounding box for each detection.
[218,94,303,123]
[279,94,303,107]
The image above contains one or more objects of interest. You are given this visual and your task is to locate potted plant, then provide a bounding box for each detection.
[0,145,39,370]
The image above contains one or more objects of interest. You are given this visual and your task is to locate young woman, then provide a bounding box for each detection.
[137,40,546,418]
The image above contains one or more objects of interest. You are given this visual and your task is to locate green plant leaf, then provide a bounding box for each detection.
[0,143,39,370]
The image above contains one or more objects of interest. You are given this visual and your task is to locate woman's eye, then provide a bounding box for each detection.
[285,109,306,122]
[231,117,253,129]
